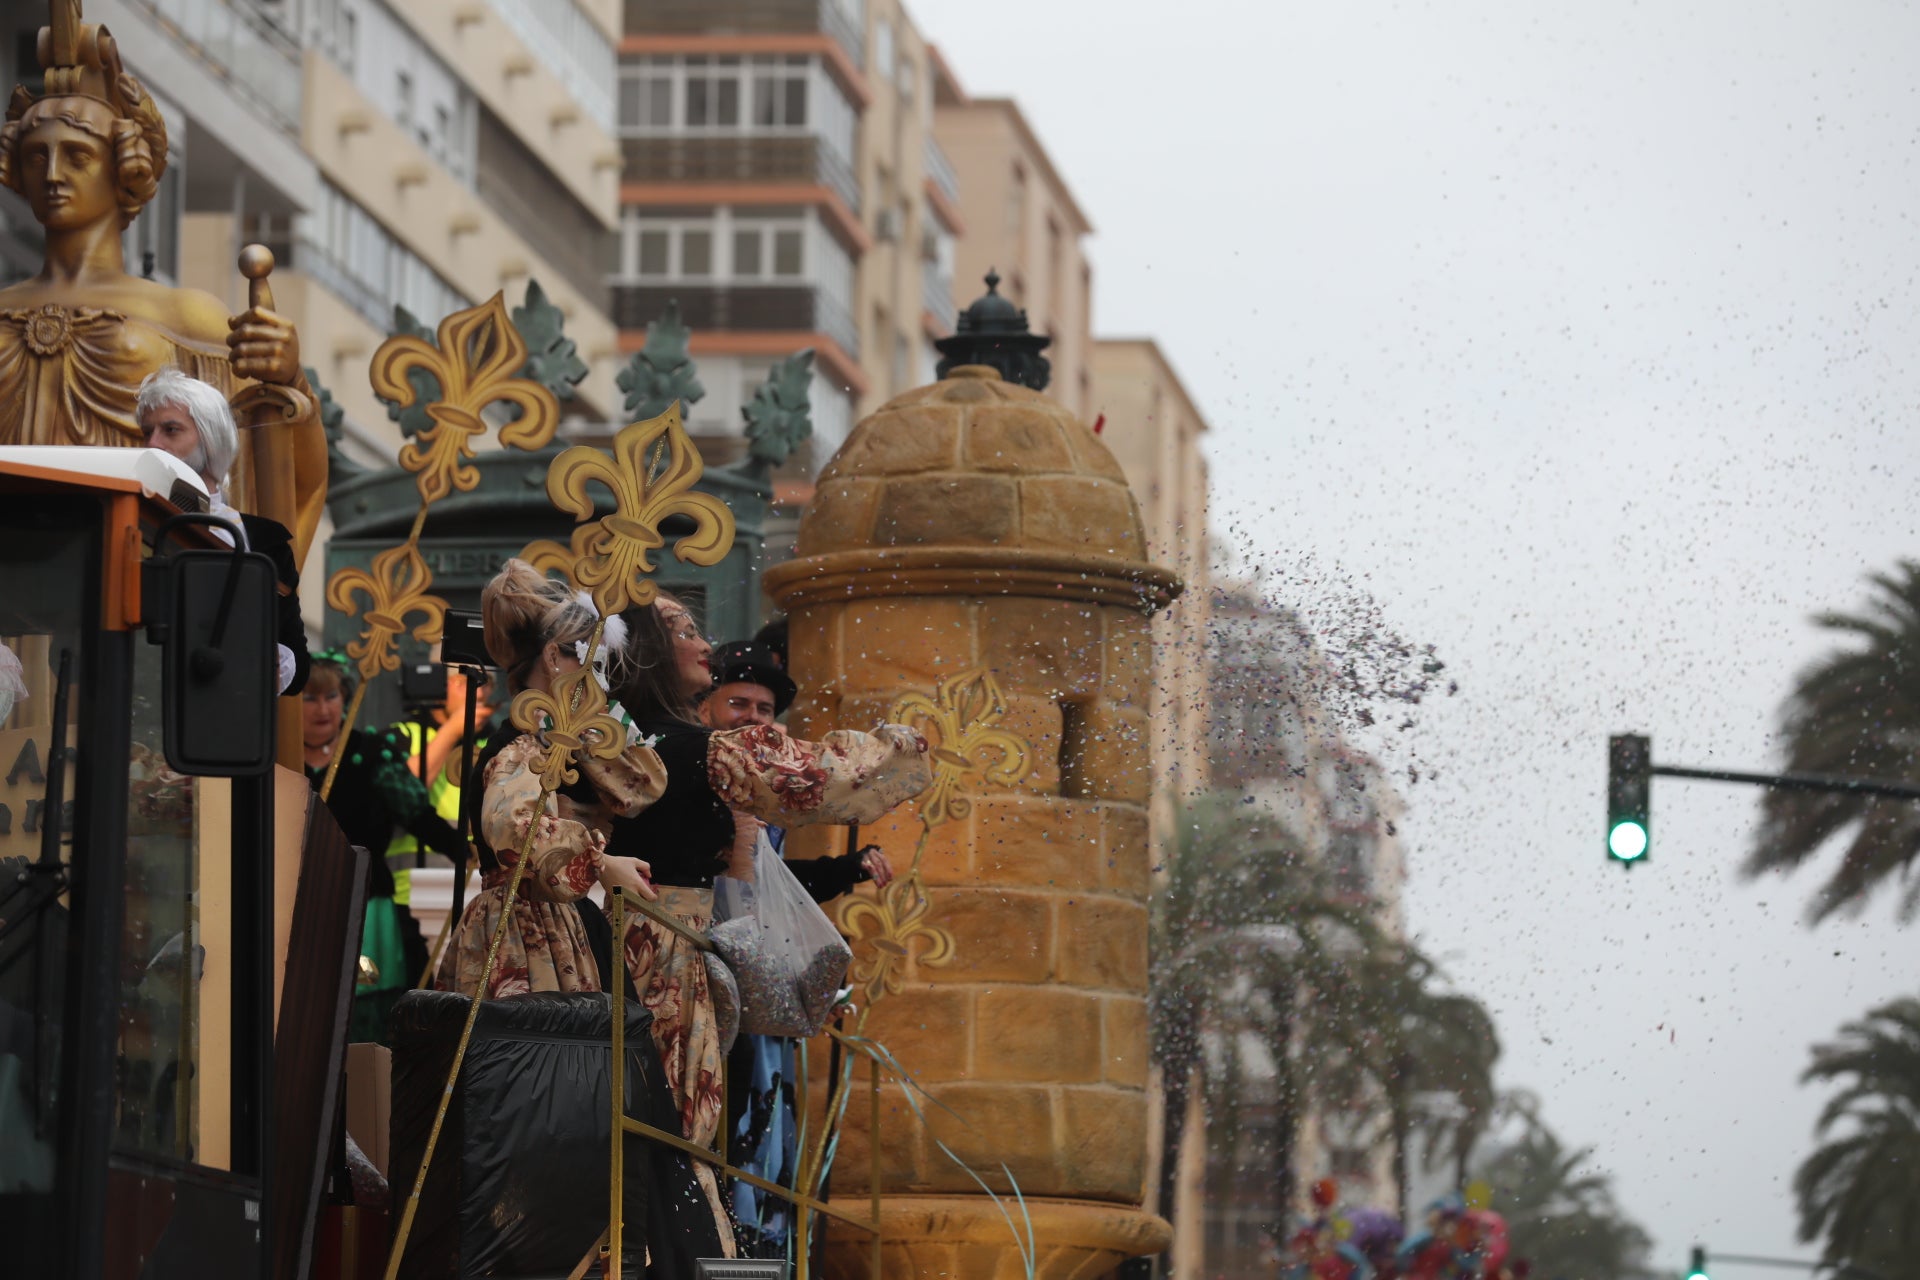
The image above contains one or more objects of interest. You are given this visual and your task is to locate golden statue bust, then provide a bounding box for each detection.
[0,3,325,564]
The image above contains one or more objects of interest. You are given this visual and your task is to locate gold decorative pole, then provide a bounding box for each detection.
[609,886,626,1280]
[230,246,309,538]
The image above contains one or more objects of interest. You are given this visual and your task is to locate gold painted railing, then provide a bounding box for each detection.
[601,887,886,1280]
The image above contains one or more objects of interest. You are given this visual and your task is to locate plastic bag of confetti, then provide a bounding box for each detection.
[712,830,852,1038]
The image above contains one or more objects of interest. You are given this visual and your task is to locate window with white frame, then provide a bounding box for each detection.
[619,55,856,165]
[619,61,672,129]
[752,59,810,128]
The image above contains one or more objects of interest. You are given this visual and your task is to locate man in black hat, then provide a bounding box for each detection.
[703,640,796,733]
[703,638,891,1257]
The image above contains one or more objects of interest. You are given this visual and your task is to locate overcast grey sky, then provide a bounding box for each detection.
[919,0,1920,1266]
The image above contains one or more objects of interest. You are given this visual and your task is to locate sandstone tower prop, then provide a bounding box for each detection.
[765,358,1181,1278]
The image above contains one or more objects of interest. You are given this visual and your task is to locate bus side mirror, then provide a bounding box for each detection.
[144,547,278,778]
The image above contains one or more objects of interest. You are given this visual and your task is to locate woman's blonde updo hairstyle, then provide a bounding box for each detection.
[481,559,631,694]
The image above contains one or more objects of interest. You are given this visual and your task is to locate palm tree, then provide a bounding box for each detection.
[1360,953,1500,1216]
[1149,795,1389,1243]
[1473,1101,1653,1280]
[1746,560,1920,921]
[1793,996,1920,1280]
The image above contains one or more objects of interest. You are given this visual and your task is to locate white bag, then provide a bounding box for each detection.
[712,830,853,1038]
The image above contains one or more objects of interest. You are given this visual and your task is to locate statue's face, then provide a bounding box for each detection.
[17,116,118,231]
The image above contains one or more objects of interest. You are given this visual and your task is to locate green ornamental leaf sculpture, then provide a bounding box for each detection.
[512,279,589,401]
[741,349,815,466]
[616,299,706,422]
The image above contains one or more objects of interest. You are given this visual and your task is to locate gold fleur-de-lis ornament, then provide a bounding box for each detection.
[889,668,1035,829]
[325,542,448,681]
[838,870,956,1006]
[509,665,628,793]
[371,293,561,505]
[522,403,735,614]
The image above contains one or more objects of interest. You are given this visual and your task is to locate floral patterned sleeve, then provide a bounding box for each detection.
[480,736,604,903]
[707,723,931,827]
[578,743,669,819]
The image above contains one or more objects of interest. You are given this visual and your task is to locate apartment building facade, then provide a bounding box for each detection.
[932,89,1095,420]
[2,0,625,627]
[1093,340,1213,857]
[614,0,961,486]
[281,0,623,439]
[4,0,622,441]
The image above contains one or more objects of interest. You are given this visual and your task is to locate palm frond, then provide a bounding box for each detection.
[1746,560,1920,920]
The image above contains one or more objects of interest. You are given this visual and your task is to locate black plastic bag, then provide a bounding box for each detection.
[389,990,723,1278]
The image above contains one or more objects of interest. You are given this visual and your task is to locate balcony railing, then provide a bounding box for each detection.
[488,0,616,132]
[624,0,865,69]
[923,136,960,206]
[291,235,388,331]
[612,282,859,358]
[129,0,302,135]
[622,135,861,215]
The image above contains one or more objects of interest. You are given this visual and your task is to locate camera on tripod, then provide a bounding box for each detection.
[399,660,448,716]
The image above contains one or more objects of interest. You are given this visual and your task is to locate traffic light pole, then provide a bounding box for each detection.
[1706,1255,1825,1272]
[1650,763,1920,802]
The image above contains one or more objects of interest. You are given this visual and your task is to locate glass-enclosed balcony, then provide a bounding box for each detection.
[128,0,303,135]
[622,135,860,216]
[624,0,866,69]
[612,283,858,359]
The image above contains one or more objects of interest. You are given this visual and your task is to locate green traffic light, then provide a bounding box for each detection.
[1607,734,1652,864]
[1608,820,1649,862]
[1687,1245,1709,1280]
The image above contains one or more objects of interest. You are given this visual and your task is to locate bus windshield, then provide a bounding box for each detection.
[0,495,95,1197]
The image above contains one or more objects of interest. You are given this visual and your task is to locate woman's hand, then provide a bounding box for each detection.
[599,854,657,901]
[860,845,895,889]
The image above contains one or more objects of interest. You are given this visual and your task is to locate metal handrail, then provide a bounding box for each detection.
[605,888,886,1279]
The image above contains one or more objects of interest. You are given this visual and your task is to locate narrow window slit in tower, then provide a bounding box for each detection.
[1058,698,1093,799]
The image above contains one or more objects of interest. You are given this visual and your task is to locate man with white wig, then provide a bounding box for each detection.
[137,368,311,695]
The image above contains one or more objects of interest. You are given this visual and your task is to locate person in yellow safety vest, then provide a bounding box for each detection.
[382,666,493,904]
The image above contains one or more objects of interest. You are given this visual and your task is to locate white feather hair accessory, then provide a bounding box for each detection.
[568,589,630,653]
[568,597,643,746]
[603,611,629,654]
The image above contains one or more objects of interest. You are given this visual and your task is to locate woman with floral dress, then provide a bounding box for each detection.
[603,595,933,1252]
[435,560,664,998]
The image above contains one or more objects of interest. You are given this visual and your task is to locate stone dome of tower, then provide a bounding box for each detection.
[795,365,1159,582]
